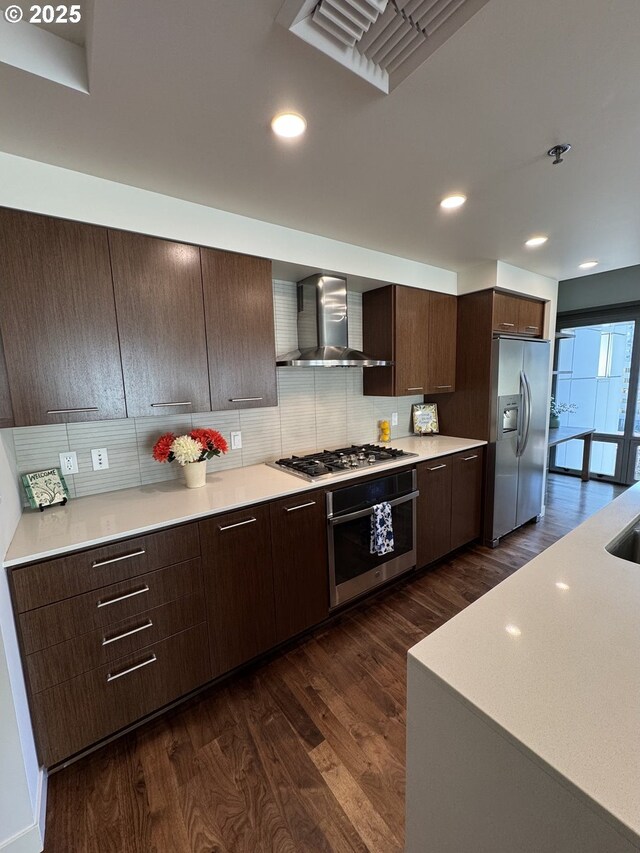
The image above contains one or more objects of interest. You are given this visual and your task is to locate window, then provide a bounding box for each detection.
[553,310,640,484]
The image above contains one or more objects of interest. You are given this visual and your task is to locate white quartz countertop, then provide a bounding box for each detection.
[409,481,640,846]
[4,435,484,567]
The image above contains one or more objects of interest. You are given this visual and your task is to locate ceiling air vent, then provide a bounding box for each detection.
[277,0,492,93]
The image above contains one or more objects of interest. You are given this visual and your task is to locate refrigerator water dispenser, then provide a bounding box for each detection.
[498,395,521,440]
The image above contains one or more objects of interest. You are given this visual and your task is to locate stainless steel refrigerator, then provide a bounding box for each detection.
[488,337,551,546]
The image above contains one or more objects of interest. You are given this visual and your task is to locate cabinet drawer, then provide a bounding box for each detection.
[11,523,200,612]
[32,622,210,767]
[26,592,205,694]
[19,558,203,655]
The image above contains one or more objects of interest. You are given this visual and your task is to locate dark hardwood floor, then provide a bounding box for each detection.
[44,474,626,853]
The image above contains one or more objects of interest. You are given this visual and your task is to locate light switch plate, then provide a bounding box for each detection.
[391,412,398,426]
[230,431,242,450]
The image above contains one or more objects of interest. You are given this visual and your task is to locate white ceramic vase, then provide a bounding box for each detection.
[183,460,207,489]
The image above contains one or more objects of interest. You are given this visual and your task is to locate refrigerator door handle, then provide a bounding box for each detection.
[519,370,532,457]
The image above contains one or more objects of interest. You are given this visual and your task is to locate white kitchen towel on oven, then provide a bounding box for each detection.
[370,502,394,556]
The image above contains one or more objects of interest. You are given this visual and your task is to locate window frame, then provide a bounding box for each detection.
[551,301,640,485]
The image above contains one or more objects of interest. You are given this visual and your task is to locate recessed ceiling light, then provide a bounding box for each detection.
[271,112,307,139]
[555,582,570,591]
[440,194,466,210]
[525,235,548,248]
[578,260,598,270]
[505,624,522,637]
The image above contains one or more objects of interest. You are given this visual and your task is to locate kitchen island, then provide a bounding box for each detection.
[406,481,640,852]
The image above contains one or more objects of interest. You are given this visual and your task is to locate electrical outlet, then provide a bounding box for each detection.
[91,448,109,471]
[230,431,242,450]
[59,451,78,475]
[391,412,398,426]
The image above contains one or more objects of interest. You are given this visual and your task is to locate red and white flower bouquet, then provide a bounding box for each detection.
[153,428,228,488]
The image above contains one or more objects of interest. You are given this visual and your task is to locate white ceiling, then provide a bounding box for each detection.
[1,0,639,281]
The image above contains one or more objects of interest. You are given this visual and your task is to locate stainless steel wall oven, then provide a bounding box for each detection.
[327,468,418,608]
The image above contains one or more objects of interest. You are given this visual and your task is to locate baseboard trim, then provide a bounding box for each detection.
[0,769,46,853]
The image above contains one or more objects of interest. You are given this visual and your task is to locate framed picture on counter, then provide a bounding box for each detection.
[21,468,70,510]
[412,403,439,435]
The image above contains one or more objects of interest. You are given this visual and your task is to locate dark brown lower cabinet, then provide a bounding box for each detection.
[417,447,484,566]
[12,459,483,768]
[417,458,453,566]
[33,622,210,767]
[200,505,276,678]
[450,449,484,550]
[270,490,328,644]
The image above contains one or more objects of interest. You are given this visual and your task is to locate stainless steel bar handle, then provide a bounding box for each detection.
[47,407,99,414]
[434,385,452,389]
[427,464,447,471]
[499,322,515,328]
[520,370,533,456]
[229,397,263,402]
[97,585,150,609]
[107,653,157,682]
[284,501,316,512]
[516,372,524,457]
[525,326,539,332]
[92,549,146,568]
[462,455,479,461]
[102,619,153,646]
[329,489,420,525]
[150,401,192,407]
[218,517,257,531]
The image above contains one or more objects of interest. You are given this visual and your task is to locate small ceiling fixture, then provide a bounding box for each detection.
[271,112,307,138]
[579,260,598,270]
[547,143,571,165]
[505,624,522,637]
[440,194,466,210]
[525,235,548,248]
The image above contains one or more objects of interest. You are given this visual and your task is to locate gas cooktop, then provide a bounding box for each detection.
[269,444,418,482]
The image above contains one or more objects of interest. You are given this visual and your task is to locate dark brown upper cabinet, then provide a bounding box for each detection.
[0,209,126,426]
[493,291,545,337]
[362,285,457,397]
[108,230,211,417]
[200,249,277,411]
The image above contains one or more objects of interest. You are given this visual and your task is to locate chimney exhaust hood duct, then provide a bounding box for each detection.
[276,275,391,367]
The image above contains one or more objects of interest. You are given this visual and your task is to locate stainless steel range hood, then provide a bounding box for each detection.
[276,275,391,367]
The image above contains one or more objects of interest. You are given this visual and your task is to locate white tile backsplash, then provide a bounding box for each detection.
[7,282,420,504]
[314,369,348,449]
[278,368,317,456]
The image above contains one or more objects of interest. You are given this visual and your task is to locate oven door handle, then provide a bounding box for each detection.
[328,490,419,525]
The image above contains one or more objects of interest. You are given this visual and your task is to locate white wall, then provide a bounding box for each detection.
[0,430,45,853]
[0,151,456,295]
